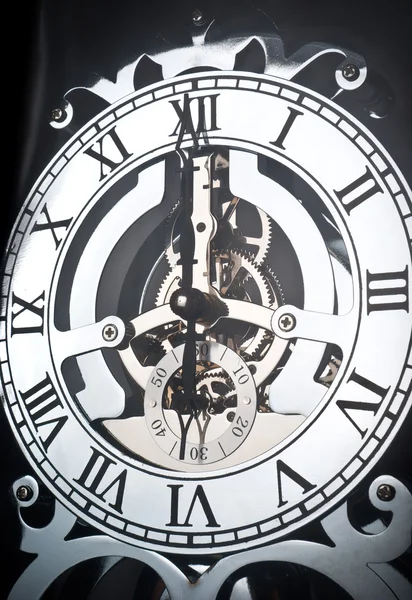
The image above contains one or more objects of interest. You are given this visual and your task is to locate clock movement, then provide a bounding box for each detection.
[1,1,411,598]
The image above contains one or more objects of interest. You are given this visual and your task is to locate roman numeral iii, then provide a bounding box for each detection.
[366,267,409,313]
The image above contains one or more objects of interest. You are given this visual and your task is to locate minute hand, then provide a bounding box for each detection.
[190,155,217,293]
[177,150,196,288]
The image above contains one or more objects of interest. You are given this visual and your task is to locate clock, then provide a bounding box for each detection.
[1,1,411,598]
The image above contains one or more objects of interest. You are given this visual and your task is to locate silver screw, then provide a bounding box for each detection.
[192,9,204,24]
[278,313,296,333]
[243,397,251,405]
[51,108,63,121]
[102,324,118,342]
[16,485,33,502]
[342,64,360,81]
[377,484,395,501]
[149,400,157,408]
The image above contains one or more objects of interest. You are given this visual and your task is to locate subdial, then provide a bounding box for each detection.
[144,341,257,465]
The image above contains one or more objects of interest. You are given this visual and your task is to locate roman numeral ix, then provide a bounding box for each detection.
[11,291,45,335]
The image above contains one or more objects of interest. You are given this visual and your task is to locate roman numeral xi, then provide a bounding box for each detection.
[85,126,132,181]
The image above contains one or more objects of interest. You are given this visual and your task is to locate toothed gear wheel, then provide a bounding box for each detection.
[196,369,236,414]
[225,205,273,265]
[164,199,273,267]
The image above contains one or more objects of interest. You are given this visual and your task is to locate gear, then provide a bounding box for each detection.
[196,369,236,414]
[155,249,278,354]
[164,200,182,267]
[164,197,273,268]
[226,205,273,265]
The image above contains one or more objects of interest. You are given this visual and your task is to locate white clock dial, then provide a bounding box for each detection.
[1,71,411,555]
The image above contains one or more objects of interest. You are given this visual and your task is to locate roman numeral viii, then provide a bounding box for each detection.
[19,373,68,451]
[75,447,127,514]
[84,126,132,181]
[170,93,220,149]
[166,484,220,527]
[11,291,45,335]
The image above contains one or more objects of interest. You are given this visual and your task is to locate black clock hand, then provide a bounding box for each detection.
[171,149,202,459]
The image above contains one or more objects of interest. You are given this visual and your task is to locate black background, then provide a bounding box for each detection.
[2,1,411,598]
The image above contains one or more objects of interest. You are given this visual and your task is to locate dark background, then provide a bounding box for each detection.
[2,1,411,598]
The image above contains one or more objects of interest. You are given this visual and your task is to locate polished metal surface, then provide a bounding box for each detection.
[2,5,411,599]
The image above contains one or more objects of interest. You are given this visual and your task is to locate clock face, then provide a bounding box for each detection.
[1,70,411,555]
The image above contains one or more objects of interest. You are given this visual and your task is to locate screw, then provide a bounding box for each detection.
[51,108,64,121]
[243,397,251,405]
[102,324,118,342]
[149,400,157,408]
[16,485,33,502]
[278,313,296,333]
[227,411,235,422]
[196,222,206,232]
[192,9,204,24]
[377,484,395,501]
[342,64,360,81]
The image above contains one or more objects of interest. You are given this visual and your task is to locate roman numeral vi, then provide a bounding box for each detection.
[166,484,220,527]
